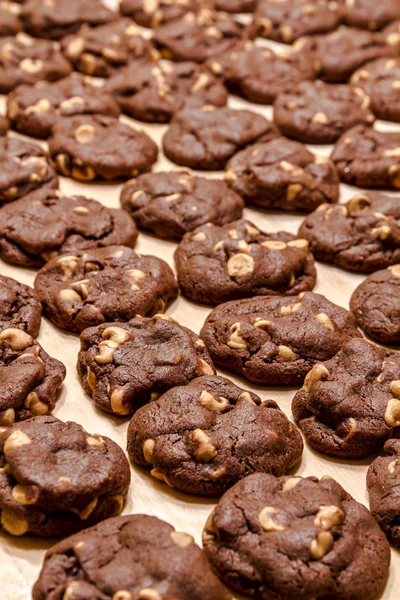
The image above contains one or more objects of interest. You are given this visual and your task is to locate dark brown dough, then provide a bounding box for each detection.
[0,2,22,37]
[0,275,41,337]
[0,116,9,135]
[120,0,201,27]
[344,0,400,31]
[350,57,400,123]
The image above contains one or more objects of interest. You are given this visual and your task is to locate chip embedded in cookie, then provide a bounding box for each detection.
[0,275,41,337]
[120,0,201,27]
[351,57,400,123]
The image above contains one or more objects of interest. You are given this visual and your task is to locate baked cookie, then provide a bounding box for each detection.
[120,170,244,240]
[7,73,120,139]
[292,338,400,459]
[225,138,340,212]
[49,115,158,182]
[0,329,65,427]
[215,0,257,11]
[351,58,400,122]
[344,0,400,31]
[0,137,58,207]
[0,275,41,337]
[298,193,400,273]
[120,0,201,27]
[384,18,400,45]
[0,416,130,537]
[175,220,316,305]
[350,265,400,343]
[0,188,138,268]
[0,1,22,37]
[331,125,400,189]
[163,106,279,170]
[207,41,315,104]
[77,316,216,416]
[32,514,231,600]
[0,116,8,135]
[273,80,375,145]
[61,19,158,78]
[203,472,391,600]
[0,33,72,94]
[35,246,178,334]
[200,292,361,386]
[253,0,342,44]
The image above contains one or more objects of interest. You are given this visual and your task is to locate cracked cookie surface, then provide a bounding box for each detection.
[0,275,41,337]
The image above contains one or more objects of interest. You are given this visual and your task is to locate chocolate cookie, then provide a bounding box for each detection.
[350,265,400,343]
[163,106,279,170]
[292,338,400,459]
[32,514,231,600]
[331,125,400,189]
[175,220,316,305]
[0,1,22,37]
[351,58,400,122]
[207,41,315,104]
[77,316,216,416]
[61,19,158,78]
[344,0,400,31]
[128,375,303,496]
[203,472,391,600]
[0,416,130,537]
[49,115,158,181]
[298,193,400,273]
[35,246,178,333]
[0,329,65,427]
[120,0,201,27]
[225,138,340,212]
[7,73,120,139]
[200,292,361,386]
[120,170,244,240]
[0,33,72,94]
[215,0,257,11]
[0,137,58,207]
[0,188,138,268]
[384,18,400,45]
[0,275,41,337]
[253,0,342,44]
[0,116,8,136]
[273,80,375,145]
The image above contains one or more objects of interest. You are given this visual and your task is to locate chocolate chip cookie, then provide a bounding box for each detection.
[163,106,279,170]
[203,472,391,600]
[225,138,340,212]
[292,338,400,459]
[207,41,315,104]
[350,265,400,343]
[298,193,400,273]
[0,1,22,37]
[0,416,130,537]
[120,170,244,240]
[0,33,72,94]
[32,514,231,600]
[7,73,120,139]
[0,137,58,207]
[0,116,8,136]
[351,58,400,122]
[0,188,138,268]
[49,115,158,181]
[273,80,375,145]
[78,316,216,416]
[120,0,201,27]
[344,0,400,31]
[331,125,400,189]
[128,375,303,496]
[0,275,41,337]
[0,329,65,427]
[175,220,316,305]
[200,292,361,386]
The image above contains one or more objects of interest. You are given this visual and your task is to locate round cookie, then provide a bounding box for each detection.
[203,472,391,600]
[0,415,130,537]
[0,188,138,268]
[200,292,362,386]
[350,265,400,343]
[207,41,316,105]
[0,2,22,37]
[77,316,216,416]
[0,33,72,94]
[331,125,400,189]
[163,106,280,170]
[0,115,9,136]
[225,138,340,212]
[0,275,41,337]
[7,73,120,139]
[0,328,65,427]
[344,0,400,31]
[351,58,400,122]
[273,80,375,145]
[120,170,244,240]
[106,60,228,123]
[35,246,178,333]
[48,114,158,182]
[120,0,201,27]
[298,193,400,273]
[0,137,58,206]
[175,220,316,305]
[32,514,231,600]
[292,338,400,459]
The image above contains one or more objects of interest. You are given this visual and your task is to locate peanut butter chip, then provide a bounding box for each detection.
[259,506,285,531]
[310,531,333,559]
[74,124,95,144]
[170,531,194,548]
[227,253,254,277]
[384,398,400,427]
[191,429,217,462]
